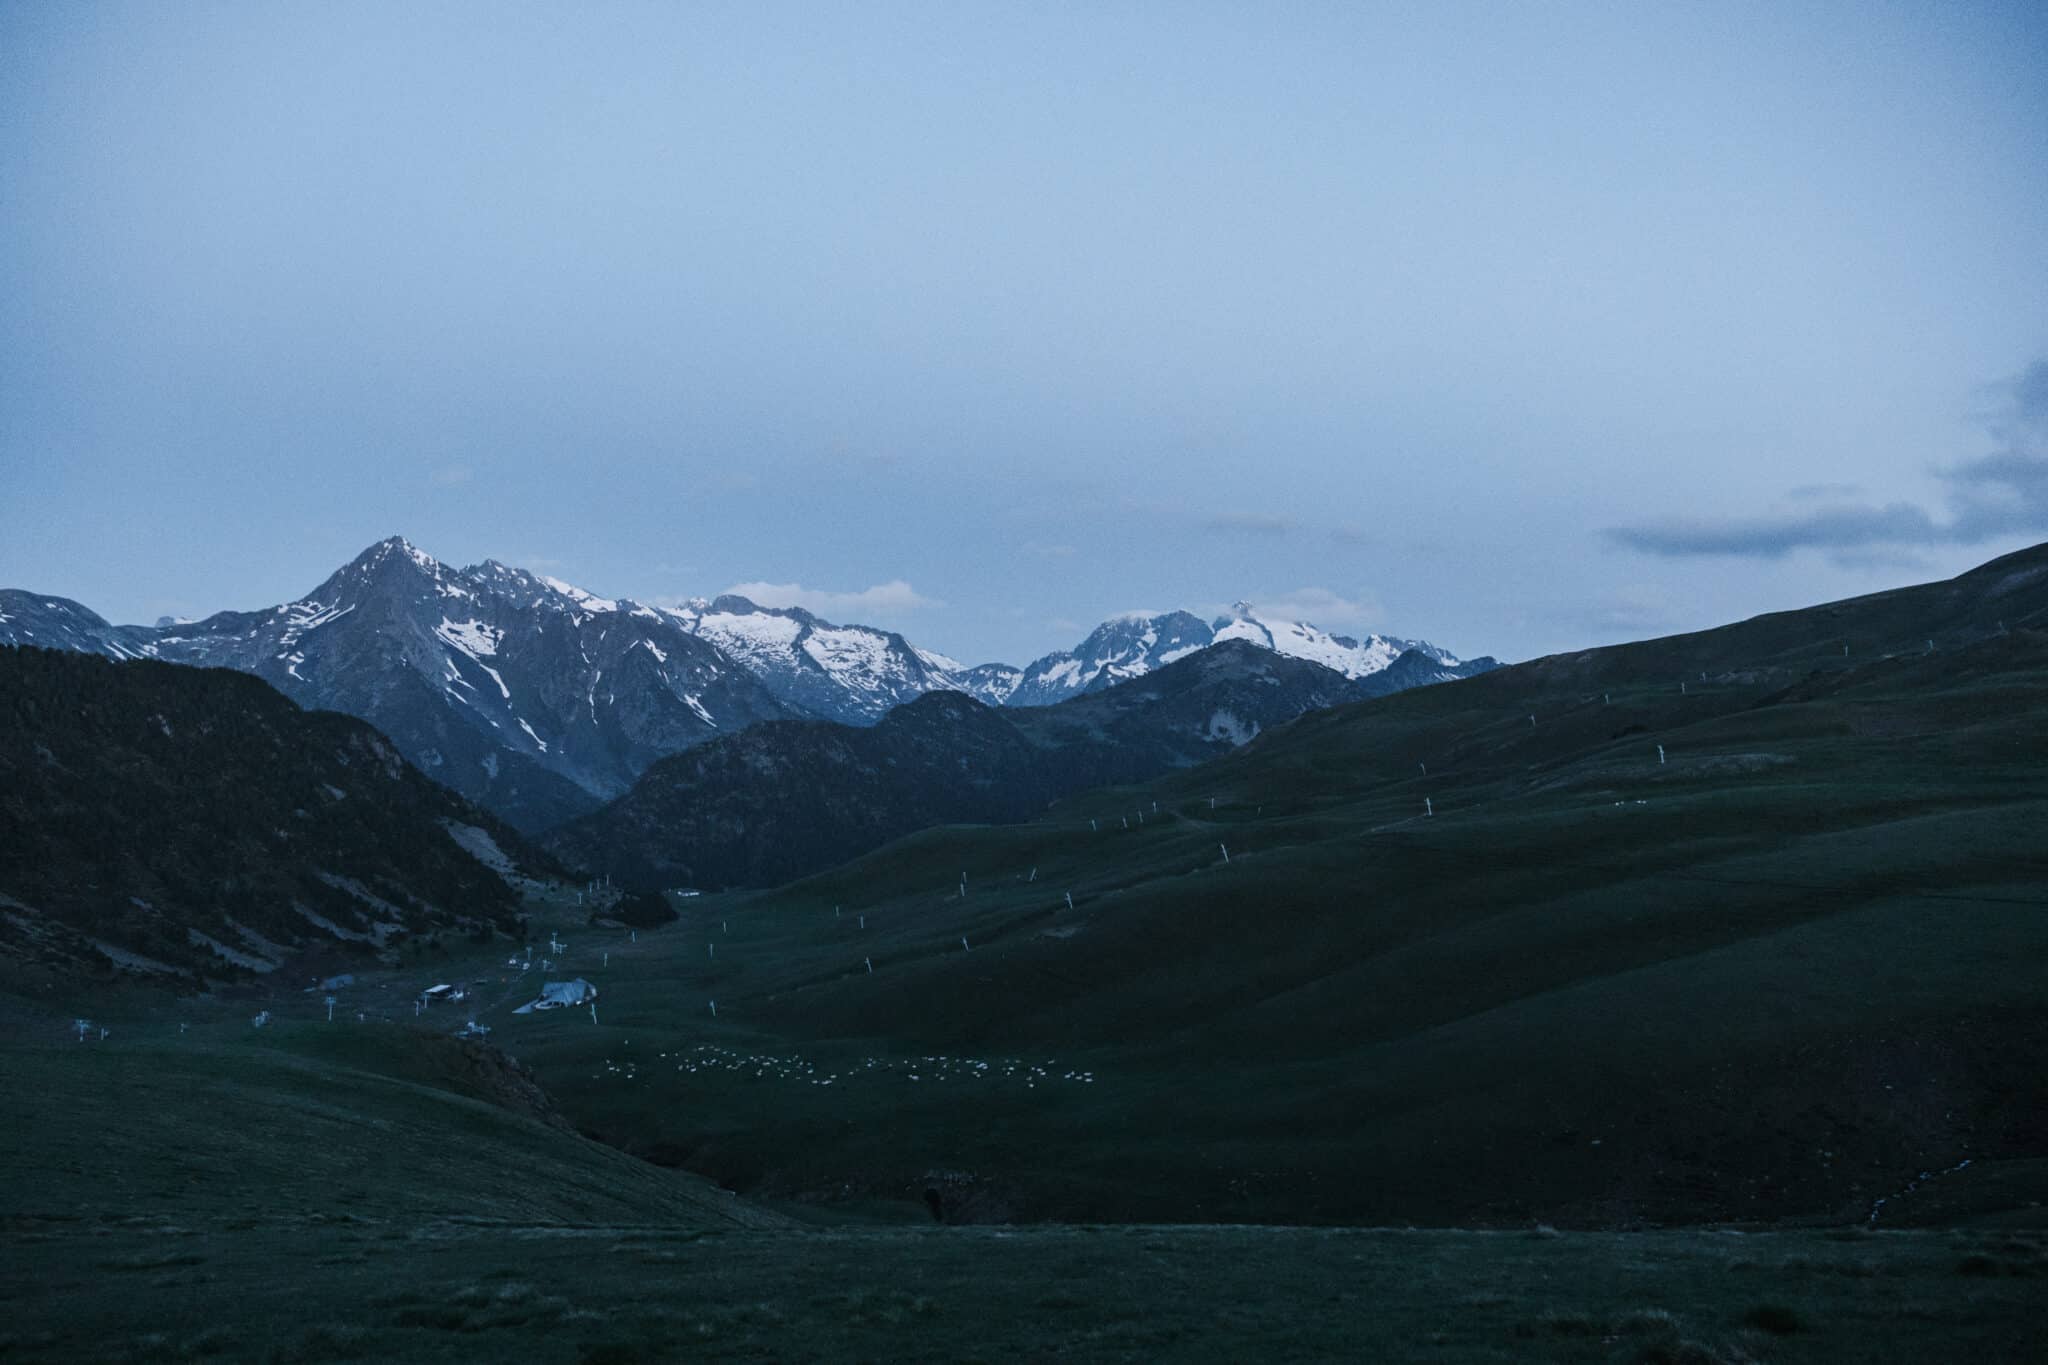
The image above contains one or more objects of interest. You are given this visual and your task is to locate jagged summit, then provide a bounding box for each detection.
[1001,604,1480,706]
[3,539,796,830]
[658,592,983,721]
[2,537,1498,824]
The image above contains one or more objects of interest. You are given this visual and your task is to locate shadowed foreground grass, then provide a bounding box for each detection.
[4,1218,2044,1364]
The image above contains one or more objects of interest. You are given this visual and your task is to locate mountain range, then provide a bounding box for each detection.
[0,537,1494,830]
[544,638,1368,889]
[654,540,2048,1226]
[5,539,2047,1235]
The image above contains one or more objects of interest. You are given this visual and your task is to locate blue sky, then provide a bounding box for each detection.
[4,1,2045,666]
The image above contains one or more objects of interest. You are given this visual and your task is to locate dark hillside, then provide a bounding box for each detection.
[0,647,560,986]
[502,546,2048,1228]
[544,691,1059,891]
[545,643,1373,889]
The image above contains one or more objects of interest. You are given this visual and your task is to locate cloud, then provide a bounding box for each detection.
[720,578,942,618]
[1203,511,1297,535]
[429,464,472,488]
[1606,359,2048,562]
[1605,502,1942,559]
[1022,540,1076,558]
[1786,481,1863,500]
[1226,587,1382,628]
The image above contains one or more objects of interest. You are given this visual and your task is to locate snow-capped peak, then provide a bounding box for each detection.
[536,575,620,615]
[1208,604,1460,679]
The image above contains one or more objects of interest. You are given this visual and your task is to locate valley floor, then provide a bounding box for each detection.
[5,1217,2045,1364]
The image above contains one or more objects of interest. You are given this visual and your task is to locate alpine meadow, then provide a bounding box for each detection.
[4,4,2046,1363]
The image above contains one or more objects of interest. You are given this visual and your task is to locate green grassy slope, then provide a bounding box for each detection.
[0,1025,777,1231]
[451,548,2048,1227]
[7,1220,2045,1364]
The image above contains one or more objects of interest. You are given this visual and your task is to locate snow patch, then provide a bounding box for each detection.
[539,575,619,614]
[435,617,502,657]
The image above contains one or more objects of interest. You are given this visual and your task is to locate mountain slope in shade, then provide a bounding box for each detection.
[1352,646,1502,698]
[0,591,153,660]
[546,692,1054,891]
[0,647,561,985]
[1,542,1495,819]
[1004,639,1364,774]
[3,539,800,831]
[544,640,1371,890]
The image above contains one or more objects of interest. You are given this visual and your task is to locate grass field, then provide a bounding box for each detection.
[395,626,2046,1229]
[8,1209,2046,1362]
[5,1001,2042,1362]
[7,557,2046,1358]
[18,626,2046,1233]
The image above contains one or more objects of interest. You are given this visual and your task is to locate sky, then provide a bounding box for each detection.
[3,2,2045,667]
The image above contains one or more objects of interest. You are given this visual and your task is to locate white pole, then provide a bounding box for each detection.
[865,957,873,973]
[1065,892,1074,911]
[709,1000,716,1017]
[590,1002,598,1025]
[1419,761,1426,775]
[1658,745,1665,765]
[859,914,866,929]
[603,952,609,967]
[961,936,970,951]
[708,943,714,958]
[1219,843,1230,864]
[1529,714,1536,727]
[1091,819,1097,832]
[1424,798,1433,817]
[1029,867,1037,882]
[325,995,335,1022]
